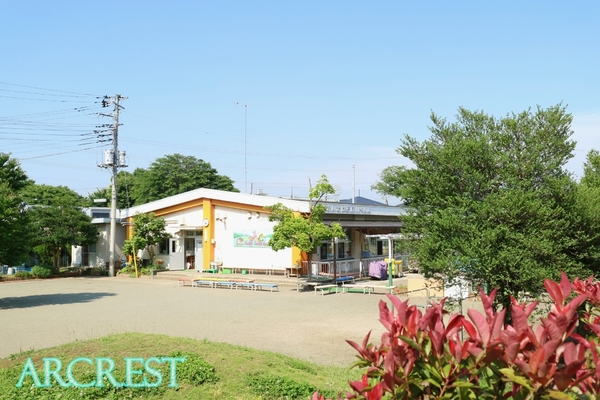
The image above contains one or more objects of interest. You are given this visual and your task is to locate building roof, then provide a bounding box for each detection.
[121,188,311,218]
[120,188,406,219]
[339,196,388,206]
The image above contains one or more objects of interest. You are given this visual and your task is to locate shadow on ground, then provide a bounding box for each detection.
[0,292,117,310]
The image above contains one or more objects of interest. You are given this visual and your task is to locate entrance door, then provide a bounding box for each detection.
[168,238,184,270]
[195,237,203,270]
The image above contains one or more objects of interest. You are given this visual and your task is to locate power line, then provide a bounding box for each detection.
[0,81,102,97]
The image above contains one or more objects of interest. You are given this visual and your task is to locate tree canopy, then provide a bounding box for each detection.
[265,175,345,278]
[0,154,32,266]
[373,105,592,311]
[87,154,238,207]
[19,183,97,270]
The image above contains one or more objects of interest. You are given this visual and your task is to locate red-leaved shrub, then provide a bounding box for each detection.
[315,272,600,399]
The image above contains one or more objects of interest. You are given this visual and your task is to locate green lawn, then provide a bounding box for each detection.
[0,333,359,400]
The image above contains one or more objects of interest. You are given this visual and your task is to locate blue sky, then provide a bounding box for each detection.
[2,1,599,203]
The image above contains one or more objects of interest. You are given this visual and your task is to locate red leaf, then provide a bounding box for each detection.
[559,271,572,300]
[369,382,384,400]
[468,309,490,345]
[543,318,563,341]
[542,339,560,363]
[511,305,530,335]
[490,309,506,341]
[544,278,564,308]
[480,286,497,319]
[386,294,408,325]
[554,372,571,391]
[501,330,520,361]
[428,330,444,356]
[445,314,464,338]
[529,347,546,375]
[462,319,478,340]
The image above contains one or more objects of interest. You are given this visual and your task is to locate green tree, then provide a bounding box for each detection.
[129,154,239,205]
[21,183,87,207]
[0,154,33,266]
[0,153,30,191]
[373,105,589,315]
[572,149,600,273]
[29,202,98,271]
[123,212,170,267]
[265,175,345,279]
[581,149,600,188]
[21,183,97,270]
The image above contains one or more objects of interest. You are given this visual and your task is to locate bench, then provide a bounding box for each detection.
[215,281,237,289]
[341,284,374,295]
[255,283,279,292]
[192,280,215,288]
[178,278,194,286]
[334,276,355,284]
[235,282,256,290]
[314,284,339,295]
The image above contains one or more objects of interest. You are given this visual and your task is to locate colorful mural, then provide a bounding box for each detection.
[233,230,272,248]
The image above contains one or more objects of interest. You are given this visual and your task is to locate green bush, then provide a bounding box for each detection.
[117,266,133,274]
[166,351,218,386]
[31,266,53,279]
[13,271,31,279]
[247,373,318,399]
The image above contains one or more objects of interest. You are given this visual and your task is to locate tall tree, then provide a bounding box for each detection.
[21,183,87,207]
[130,154,239,205]
[373,105,589,314]
[0,154,32,266]
[265,175,345,279]
[29,202,98,271]
[22,184,97,271]
[572,149,600,272]
[0,153,30,191]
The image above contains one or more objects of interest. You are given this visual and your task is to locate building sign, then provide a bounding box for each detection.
[325,205,372,214]
[233,230,272,248]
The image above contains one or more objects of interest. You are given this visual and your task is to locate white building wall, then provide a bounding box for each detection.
[213,206,291,269]
[162,208,205,236]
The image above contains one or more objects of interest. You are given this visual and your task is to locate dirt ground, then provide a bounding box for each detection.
[0,276,403,366]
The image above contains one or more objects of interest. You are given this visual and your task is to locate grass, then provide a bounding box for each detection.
[0,333,359,399]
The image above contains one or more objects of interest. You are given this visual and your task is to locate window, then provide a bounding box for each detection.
[159,239,169,255]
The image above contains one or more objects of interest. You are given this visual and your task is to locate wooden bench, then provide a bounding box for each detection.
[314,284,339,295]
[255,283,279,292]
[178,278,194,286]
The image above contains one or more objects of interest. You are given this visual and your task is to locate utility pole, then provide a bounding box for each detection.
[98,94,127,277]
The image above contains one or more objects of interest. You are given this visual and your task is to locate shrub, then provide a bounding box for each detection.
[165,351,218,385]
[314,272,600,399]
[31,266,53,279]
[13,271,31,279]
[247,373,318,399]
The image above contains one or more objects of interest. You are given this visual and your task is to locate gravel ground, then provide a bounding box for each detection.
[0,276,399,366]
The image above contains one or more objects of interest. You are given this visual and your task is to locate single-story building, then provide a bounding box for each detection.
[121,188,406,276]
